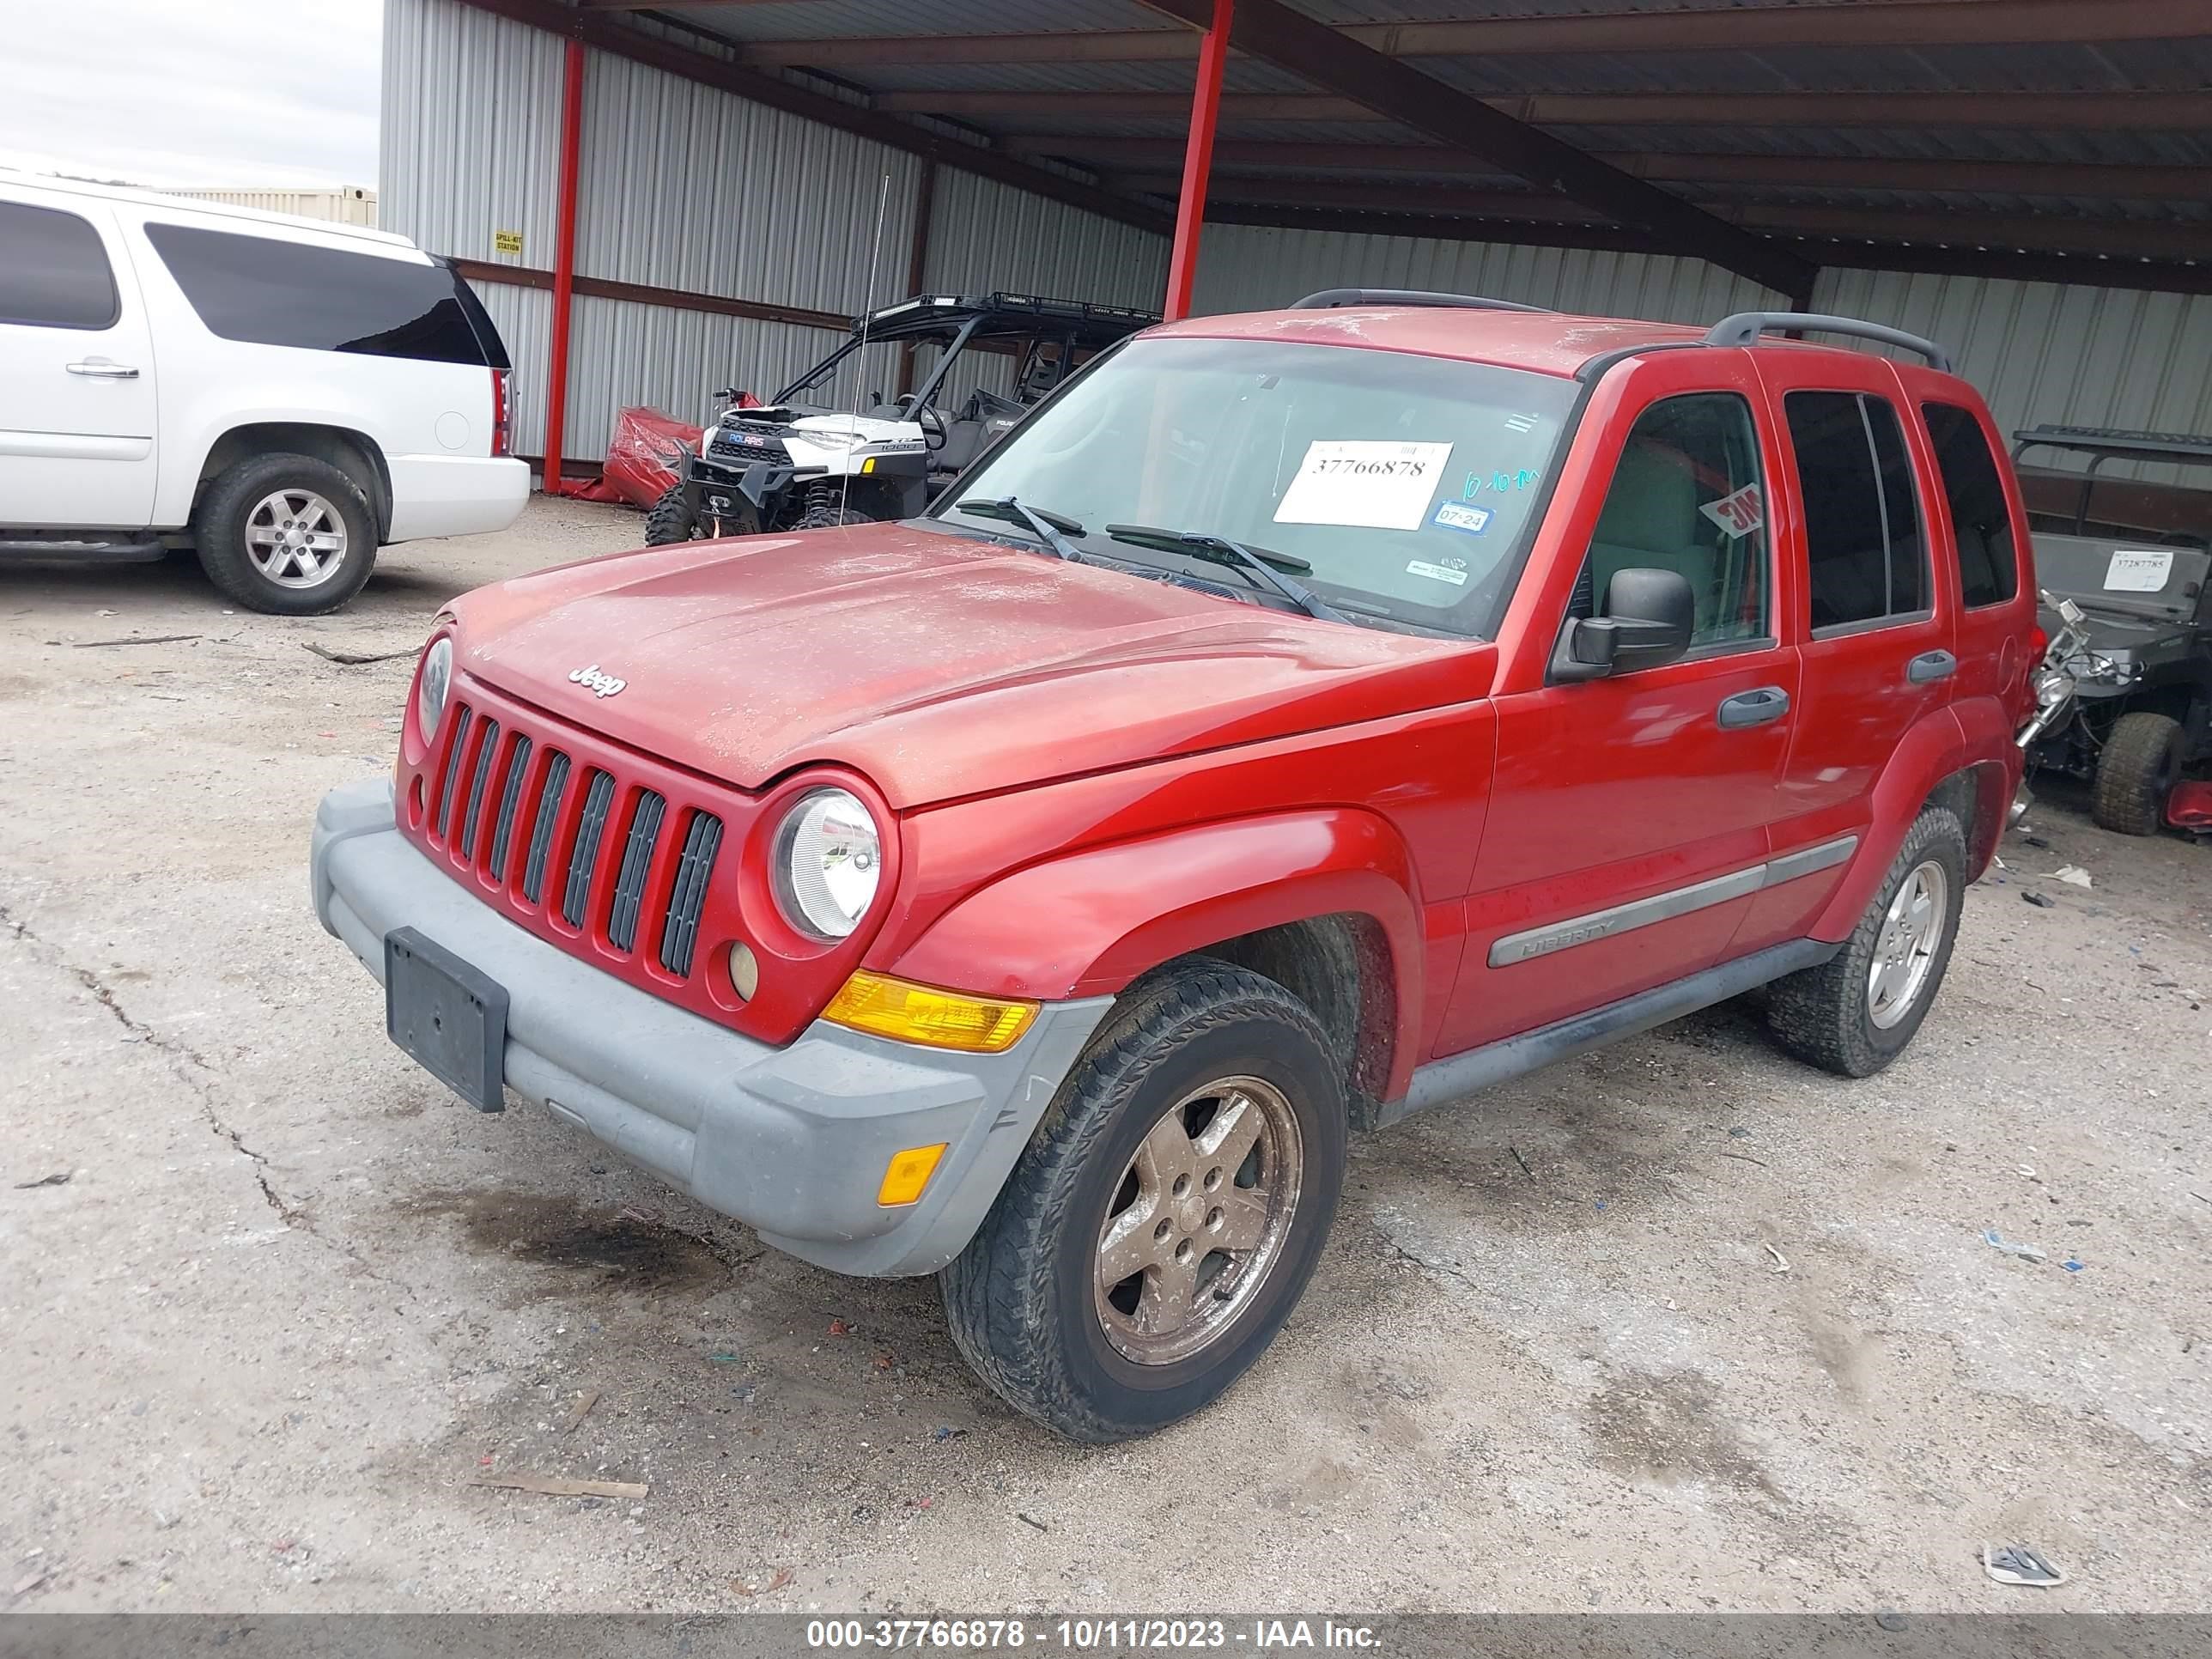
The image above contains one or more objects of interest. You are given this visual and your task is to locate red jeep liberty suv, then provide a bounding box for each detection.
[312,292,2038,1442]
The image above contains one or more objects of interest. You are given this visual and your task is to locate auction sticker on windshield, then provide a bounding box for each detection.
[1275,441,1453,531]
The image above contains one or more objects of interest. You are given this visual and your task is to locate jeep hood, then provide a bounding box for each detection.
[448,522,1492,808]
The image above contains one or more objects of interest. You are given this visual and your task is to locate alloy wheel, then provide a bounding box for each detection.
[1094,1075,1303,1366]
[245,489,349,587]
[1868,859,1948,1030]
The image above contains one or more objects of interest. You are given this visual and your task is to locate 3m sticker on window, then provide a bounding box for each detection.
[1273,441,1452,531]
[1700,483,1764,539]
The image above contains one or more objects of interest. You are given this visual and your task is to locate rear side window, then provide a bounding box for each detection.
[0,201,119,330]
[1784,390,1931,630]
[1922,402,2020,607]
[143,222,490,365]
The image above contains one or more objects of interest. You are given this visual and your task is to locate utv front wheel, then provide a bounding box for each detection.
[2091,710,2185,836]
[940,961,1345,1443]
[643,484,698,545]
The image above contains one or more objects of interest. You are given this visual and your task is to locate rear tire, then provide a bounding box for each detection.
[939,960,1345,1443]
[1765,805,1966,1078]
[643,484,697,545]
[2091,710,2185,836]
[191,453,376,615]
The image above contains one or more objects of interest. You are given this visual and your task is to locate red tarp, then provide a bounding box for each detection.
[574,398,768,507]
[2167,779,2212,830]
[570,406,702,507]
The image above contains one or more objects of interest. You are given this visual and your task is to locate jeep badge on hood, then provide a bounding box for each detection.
[568,664,626,698]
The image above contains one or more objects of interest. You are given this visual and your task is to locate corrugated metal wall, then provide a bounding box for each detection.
[1813,270,2212,484]
[380,0,1165,463]
[1189,222,1787,325]
[385,0,2209,488]
[380,0,569,265]
[1194,221,2212,484]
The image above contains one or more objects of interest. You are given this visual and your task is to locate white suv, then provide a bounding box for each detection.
[0,172,528,614]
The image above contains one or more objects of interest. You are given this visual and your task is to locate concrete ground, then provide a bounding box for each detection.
[3,496,2208,1615]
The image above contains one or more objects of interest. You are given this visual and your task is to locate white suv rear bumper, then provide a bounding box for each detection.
[384,454,529,543]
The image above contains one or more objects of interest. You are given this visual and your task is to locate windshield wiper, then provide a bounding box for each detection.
[957,495,1087,562]
[1103,524,1351,623]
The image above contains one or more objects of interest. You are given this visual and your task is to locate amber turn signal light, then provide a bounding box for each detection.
[823,970,1038,1054]
[877,1142,948,1207]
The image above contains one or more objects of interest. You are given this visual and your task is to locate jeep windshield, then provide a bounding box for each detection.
[931,335,1580,636]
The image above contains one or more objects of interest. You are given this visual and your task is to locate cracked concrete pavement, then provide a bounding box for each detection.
[3,497,2209,1613]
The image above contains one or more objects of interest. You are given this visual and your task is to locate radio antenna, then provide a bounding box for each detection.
[839,172,894,526]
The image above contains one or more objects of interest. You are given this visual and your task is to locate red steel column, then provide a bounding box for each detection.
[1162,0,1231,322]
[542,36,586,494]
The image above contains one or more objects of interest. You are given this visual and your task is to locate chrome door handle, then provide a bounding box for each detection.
[67,361,140,379]
[1717,686,1790,729]
[1907,649,1956,684]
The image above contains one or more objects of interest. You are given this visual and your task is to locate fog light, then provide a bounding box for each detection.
[823,970,1038,1054]
[728,941,760,1001]
[877,1142,947,1208]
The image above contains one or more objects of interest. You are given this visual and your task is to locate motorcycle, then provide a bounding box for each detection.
[2009,591,2096,827]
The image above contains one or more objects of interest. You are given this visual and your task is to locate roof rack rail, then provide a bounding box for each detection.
[1704,312,1954,375]
[1291,288,1549,313]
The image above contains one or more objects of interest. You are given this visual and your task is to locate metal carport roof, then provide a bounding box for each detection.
[507,0,2212,299]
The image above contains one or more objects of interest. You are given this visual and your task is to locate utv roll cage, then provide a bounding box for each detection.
[2012,425,2212,538]
[773,291,1160,412]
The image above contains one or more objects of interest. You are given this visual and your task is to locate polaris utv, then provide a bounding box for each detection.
[2012,424,2212,834]
[646,290,1156,544]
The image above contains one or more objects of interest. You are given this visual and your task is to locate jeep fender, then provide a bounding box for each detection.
[890,808,1425,1097]
[1810,704,2011,940]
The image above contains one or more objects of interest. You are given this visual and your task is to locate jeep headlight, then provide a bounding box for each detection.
[774,788,883,939]
[415,635,453,740]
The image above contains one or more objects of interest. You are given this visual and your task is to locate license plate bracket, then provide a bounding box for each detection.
[385,927,508,1112]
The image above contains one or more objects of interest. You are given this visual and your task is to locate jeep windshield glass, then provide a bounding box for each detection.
[932,336,1580,636]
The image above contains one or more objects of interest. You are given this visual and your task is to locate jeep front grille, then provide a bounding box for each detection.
[423,708,726,982]
[486,735,533,881]
[606,789,665,951]
[561,769,617,927]
[520,751,569,905]
[658,811,723,977]
[457,719,501,858]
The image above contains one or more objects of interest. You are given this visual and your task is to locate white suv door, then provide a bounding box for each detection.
[0,191,159,529]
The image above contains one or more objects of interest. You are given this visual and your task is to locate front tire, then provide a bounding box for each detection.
[643,484,698,545]
[2091,710,2185,836]
[1764,805,1967,1078]
[940,961,1346,1443]
[192,453,376,615]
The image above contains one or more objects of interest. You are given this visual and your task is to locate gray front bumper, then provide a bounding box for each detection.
[311,777,1109,1277]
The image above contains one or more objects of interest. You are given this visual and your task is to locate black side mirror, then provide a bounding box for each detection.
[1553,566,1696,682]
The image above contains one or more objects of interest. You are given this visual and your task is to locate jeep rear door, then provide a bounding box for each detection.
[1731,358,1956,951]
[1437,349,1802,1055]
[0,189,158,528]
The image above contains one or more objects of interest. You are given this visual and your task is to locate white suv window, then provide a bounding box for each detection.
[143,222,492,365]
[0,200,119,331]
